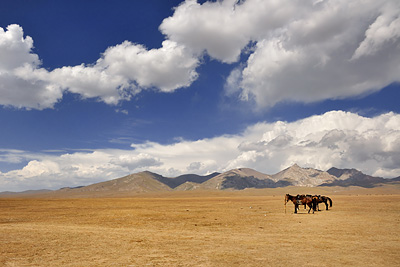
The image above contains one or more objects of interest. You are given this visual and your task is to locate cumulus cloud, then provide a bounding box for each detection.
[238,0,400,108]
[160,0,300,63]
[352,1,400,59]
[98,40,198,92]
[0,25,199,109]
[162,0,400,108]
[1,111,399,191]
[0,25,63,109]
[2,0,399,109]
[0,24,39,69]
[111,153,162,171]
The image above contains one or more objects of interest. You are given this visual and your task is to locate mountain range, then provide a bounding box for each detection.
[1,164,399,196]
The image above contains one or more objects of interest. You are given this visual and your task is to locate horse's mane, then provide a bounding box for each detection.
[286,193,296,199]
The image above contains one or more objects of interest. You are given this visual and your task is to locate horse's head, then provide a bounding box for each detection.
[284,194,290,203]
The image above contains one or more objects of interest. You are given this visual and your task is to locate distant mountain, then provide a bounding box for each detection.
[271,164,336,187]
[326,167,362,180]
[63,171,172,193]
[2,165,399,197]
[200,168,290,190]
[392,176,400,182]
[174,181,203,191]
[154,172,220,189]
[323,167,387,188]
[0,189,52,196]
[57,171,219,194]
[325,167,348,179]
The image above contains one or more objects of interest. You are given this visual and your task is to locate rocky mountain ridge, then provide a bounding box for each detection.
[49,165,400,192]
[324,167,393,188]
[271,164,337,187]
[2,165,399,196]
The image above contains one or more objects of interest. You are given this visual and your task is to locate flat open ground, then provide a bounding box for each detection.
[1,190,399,266]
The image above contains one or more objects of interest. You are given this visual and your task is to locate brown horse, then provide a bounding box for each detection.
[314,195,333,211]
[285,194,316,214]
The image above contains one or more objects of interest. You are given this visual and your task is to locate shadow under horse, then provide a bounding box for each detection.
[285,194,317,214]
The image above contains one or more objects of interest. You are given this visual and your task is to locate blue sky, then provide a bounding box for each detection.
[1,0,399,191]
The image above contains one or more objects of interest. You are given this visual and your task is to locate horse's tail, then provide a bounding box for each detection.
[327,197,332,207]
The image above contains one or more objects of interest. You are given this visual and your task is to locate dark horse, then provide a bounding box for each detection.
[285,194,316,214]
[314,195,333,211]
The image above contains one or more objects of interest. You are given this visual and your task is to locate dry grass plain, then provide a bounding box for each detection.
[1,188,400,266]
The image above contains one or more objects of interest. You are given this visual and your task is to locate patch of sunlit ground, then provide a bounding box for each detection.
[1,192,399,266]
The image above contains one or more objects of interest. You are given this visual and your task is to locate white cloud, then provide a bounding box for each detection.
[162,0,400,108]
[239,0,400,108]
[165,0,397,109]
[1,111,399,191]
[0,25,199,109]
[160,0,301,63]
[111,153,162,171]
[48,64,132,105]
[352,2,400,59]
[98,40,199,92]
[1,1,399,110]
[0,24,39,70]
[0,149,28,165]
[0,25,63,109]
[160,0,248,63]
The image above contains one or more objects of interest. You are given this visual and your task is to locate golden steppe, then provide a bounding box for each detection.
[1,186,400,266]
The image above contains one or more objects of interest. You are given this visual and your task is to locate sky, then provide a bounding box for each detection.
[1,0,400,192]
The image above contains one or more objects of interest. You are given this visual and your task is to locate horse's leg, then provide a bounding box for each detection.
[313,200,316,214]
[325,201,329,210]
[294,204,298,213]
[308,202,315,214]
